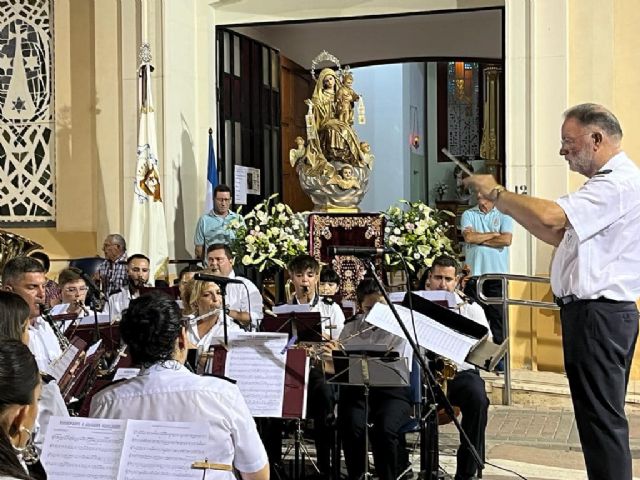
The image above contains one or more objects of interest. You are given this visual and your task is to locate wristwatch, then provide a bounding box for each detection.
[489,185,506,201]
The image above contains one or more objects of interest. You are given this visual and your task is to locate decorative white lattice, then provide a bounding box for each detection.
[0,0,55,222]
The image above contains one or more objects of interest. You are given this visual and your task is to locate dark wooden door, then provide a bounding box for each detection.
[280,56,314,212]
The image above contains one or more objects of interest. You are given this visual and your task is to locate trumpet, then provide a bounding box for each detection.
[433,356,457,389]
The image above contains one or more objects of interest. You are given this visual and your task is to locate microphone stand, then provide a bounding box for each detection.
[359,255,483,479]
[218,283,229,347]
[85,285,102,344]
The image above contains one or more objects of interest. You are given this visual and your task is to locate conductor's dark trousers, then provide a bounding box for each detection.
[560,299,638,480]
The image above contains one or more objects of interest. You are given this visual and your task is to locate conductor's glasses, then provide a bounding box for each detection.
[561,132,593,148]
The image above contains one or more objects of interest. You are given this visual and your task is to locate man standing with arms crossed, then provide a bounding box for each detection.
[194,184,241,261]
[464,103,640,480]
[461,191,513,363]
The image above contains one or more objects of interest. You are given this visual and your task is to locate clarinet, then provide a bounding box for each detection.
[38,304,71,350]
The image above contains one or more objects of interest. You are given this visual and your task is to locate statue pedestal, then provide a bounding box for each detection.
[308,213,385,300]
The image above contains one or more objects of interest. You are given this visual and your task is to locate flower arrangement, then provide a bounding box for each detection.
[229,194,308,272]
[435,182,448,200]
[383,200,455,272]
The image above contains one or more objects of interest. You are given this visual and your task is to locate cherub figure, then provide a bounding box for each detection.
[359,141,374,169]
[289,136,306,168]
[327,165,361,190]
[335,73,360,125]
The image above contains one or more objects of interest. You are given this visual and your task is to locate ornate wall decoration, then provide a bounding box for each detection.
[0,0,55,222]
[308,213,385,300]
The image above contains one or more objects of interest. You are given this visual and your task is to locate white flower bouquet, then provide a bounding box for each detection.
[229,194,308,272]
[383,199,455,272]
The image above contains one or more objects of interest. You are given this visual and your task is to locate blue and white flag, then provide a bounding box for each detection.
[205,127,218,211]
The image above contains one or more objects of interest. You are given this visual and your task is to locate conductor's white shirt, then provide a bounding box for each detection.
[89,360,268,477]
[552,152,640,301]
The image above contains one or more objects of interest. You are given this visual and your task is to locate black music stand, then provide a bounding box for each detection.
[358,257,485,480]
[261,311,323,342]
[328,348,410,480]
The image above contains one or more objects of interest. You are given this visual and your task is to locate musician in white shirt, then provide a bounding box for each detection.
[424,255,490,480]
[107,254,151,321]
[287,254,345,477]
[56,267,97,332]
[206,244,263,330]
[186,278,241,352]
[2,257,62,371]
[90,293,269,480]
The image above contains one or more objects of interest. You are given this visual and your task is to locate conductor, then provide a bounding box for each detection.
[464,103,640,480]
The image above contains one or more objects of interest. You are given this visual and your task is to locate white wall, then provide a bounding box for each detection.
[353,64,409,213]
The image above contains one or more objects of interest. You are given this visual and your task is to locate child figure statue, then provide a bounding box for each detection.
[335,72,360,125]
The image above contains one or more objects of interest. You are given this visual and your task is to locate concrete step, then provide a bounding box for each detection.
[481,369,640,409]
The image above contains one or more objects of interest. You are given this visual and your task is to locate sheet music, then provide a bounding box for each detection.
[41,416,126,479]
[50,304,70,315]
[75,312,111,325]
[365,303,477,364]
[46,343,80,382]
[118,420,209,480]
[86,339,102,357]
[272,304,311,314]
[225,332,289,417]
[42,417,212,480]
[112,368,141,381]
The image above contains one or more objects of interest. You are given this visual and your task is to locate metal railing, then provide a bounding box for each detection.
[475,273,559,405]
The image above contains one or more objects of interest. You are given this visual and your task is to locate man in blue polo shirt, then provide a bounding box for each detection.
[194,184,241,261]
[461,191,513,353]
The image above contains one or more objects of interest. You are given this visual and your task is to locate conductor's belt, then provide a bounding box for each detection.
[554,294,634,308]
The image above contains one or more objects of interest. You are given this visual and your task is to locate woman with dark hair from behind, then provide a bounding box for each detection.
[0,339,41,480]
[0,291,31,345]
[89,292,269,480]
[0,292,68,456]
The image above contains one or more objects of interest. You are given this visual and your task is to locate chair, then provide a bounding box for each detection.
[69,256,104,276]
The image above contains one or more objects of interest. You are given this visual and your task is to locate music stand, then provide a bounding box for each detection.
[261,311,323,342]
[358,256,484,479]
[328,348,409,480]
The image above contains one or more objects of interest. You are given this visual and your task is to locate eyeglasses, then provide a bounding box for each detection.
[560,132,593,148]
[64,286,88,294]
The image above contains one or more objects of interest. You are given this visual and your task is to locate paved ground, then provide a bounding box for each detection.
[431,405,640,479]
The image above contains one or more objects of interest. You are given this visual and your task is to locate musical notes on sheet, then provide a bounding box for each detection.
[225,332,289,417]
[365,303,477,364]
[118,420,209,479]
[46,343,80,382]
[41,417,214,480]
[41,417,125,479]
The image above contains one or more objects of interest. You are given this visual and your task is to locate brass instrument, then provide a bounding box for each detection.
[0,229,42,279]
[434,356,457,388]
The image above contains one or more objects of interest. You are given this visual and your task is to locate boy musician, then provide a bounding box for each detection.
[288,255,345,478]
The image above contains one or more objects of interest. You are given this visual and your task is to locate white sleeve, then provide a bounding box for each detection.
[556,175,636,241]
[33,381,69,450]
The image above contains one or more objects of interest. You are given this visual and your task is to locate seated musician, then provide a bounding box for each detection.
[186,278,241,353]
[287,255,345,477]
[90,292,269,480]
[206,244,263,330]
[56,267,96,331]
[176,265,199,311]
[0,339,41,480]
[423,255,490,480]
[325,278,412,480]
[319,267,340,297]
[2,257,61,371]
[107,254,152,321]
[0,291,69,459]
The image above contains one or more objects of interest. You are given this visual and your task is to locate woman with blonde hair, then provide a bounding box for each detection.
[186,279,241,351]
